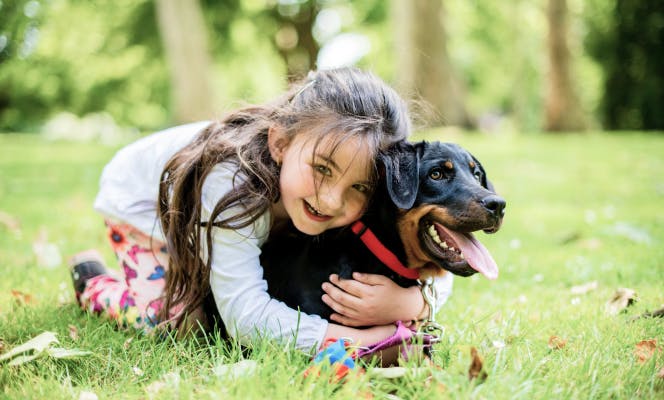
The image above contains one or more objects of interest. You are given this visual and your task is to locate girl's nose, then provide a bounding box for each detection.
[319,186,344,213]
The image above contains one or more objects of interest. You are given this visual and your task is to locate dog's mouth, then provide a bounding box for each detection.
[420,221,498,280]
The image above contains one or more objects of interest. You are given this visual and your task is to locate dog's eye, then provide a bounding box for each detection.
[473,170,483,182]
[429,168,443,180]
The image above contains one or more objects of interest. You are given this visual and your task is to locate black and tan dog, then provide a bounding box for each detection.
[261,141,505,319]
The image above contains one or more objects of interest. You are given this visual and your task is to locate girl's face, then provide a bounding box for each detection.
[272,132,374,236]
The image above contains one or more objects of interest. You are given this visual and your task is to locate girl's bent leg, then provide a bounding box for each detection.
[78,220,171,331]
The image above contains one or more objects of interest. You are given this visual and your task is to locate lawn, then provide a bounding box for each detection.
[1,131,663,399]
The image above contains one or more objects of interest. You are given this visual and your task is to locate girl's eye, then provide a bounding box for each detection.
[429,168,443,180]
[353,184,371,194]
[314,165,332,176]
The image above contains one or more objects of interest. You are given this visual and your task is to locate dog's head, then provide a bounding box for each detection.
[381,141,505,280]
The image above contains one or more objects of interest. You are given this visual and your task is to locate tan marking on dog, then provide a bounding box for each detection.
[397,204,457,279]
[444,161,454,170]
[469,161,475,169]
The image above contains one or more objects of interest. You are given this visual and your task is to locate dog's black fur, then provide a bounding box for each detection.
[261,141,505,319]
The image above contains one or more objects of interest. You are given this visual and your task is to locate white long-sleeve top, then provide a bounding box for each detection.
[93,122,453,351]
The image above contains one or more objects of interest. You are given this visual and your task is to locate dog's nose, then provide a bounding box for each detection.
[481,195,506,218]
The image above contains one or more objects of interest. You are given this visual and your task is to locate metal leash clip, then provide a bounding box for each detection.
[417,277,444,342]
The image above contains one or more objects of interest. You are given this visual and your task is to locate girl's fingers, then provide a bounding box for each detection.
[329,312,363,327]
[351,272,392,286]
[321,294,357,318]
[328,274,367,298]
[322,282,361,309]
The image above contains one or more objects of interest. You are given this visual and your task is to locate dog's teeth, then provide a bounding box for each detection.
[428,225,442,243]
[440,241,448,249]
[450,247,456,252]
[460,253,465,260]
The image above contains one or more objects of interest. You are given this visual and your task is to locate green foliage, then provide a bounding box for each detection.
[0,0,285,132]
[1,0,660,133]
[1,131,663,398]
[0,0,171,131]
[585,0,664,130]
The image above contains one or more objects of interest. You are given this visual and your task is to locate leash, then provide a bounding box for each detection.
[417,277,445,338]
[350,221,420,280]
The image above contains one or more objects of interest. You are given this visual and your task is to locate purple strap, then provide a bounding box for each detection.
[356,321,437,360]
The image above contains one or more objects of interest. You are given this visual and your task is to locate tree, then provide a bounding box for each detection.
[269,1,319,80]
[392,0,473,128]
[155,0,215,123]
[586,0,664,130]
[544,0,586,131]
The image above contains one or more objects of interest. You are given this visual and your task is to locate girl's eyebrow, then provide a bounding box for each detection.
[316,154,341,172]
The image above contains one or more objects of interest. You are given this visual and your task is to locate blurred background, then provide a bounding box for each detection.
[0,0,662,138]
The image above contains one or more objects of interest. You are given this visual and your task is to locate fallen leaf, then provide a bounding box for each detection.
[0,331,58,363]
[548,336,567,350]
[634,339,659,364]
[570,281,598,295]
[47,347,92,359]
[11,290,34,305]
[123,337,134,350]
[68,325,79,341]
[0,331,91,366]
[606,288,637,315]
[468,347,487,382]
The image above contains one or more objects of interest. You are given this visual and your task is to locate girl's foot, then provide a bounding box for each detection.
[69,249,108,300]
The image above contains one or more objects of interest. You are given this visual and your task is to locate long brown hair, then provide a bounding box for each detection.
[157,67,411,329]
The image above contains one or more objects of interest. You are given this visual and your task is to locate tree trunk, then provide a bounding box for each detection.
[544,0,586,132]
[155,0,214,123]
[272,1,318,81]
[392,0,472,128]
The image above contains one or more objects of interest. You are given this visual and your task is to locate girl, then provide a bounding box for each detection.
[70,67,453,353]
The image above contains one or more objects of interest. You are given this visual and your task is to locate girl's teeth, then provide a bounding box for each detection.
[307,203,323,216]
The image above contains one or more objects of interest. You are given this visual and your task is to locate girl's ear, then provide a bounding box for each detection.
[268,125,289,164]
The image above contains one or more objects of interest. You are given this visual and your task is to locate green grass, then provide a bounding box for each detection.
[1,131,663,399]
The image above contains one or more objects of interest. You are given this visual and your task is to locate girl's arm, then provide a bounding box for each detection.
[203,166,330,351]
[321,272,454,327]
[324,323,396,347]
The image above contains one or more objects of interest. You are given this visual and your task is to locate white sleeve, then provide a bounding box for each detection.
[431,273,454,310]
[201,165,328,352]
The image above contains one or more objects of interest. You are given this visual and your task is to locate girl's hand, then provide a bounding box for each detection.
[321,272,427,327]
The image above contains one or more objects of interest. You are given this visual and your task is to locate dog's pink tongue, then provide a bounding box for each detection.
[440,226,499,280]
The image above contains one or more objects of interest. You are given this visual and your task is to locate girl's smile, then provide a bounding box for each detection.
[303,200,332,222]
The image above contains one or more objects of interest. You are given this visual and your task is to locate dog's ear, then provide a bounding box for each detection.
[381,141,420,209]
[471,155,494,192]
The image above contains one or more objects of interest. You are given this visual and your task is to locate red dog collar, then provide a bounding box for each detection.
[351,221,420,280]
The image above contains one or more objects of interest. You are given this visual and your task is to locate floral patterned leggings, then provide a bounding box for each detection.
[78,220,177,331]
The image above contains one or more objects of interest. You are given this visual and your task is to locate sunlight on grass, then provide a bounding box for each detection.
[1,132,663,399]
